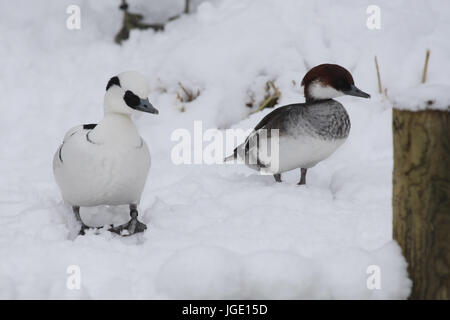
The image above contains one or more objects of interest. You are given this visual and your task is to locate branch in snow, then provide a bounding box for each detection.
[114,0,192,45]
[114,0,164,44]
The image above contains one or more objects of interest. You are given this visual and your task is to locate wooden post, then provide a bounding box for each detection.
[393,106,450,299]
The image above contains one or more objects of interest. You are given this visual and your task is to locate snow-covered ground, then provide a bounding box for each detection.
[1,0,448,299]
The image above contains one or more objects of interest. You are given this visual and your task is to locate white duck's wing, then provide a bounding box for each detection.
[54,123,97,166]
[63,124,97,142]
[53,123,100,205]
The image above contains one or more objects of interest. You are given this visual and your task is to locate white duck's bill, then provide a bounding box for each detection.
[132,98,159,114]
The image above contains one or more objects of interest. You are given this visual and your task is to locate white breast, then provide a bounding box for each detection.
[53,128,151,207]
[271,135,346,173]
[241,133,346,175]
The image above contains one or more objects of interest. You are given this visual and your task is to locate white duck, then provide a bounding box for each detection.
[53,71,159,235]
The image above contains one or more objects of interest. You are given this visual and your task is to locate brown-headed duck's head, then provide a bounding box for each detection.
[301,64,370,103]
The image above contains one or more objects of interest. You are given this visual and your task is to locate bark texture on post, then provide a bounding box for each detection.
[393,108,450,299]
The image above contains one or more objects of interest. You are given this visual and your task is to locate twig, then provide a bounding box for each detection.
[421,49,430,84]
[375,56,383,94]
[256,96,275,112]
[269,81,280,98]
[255,81,281,113]
[176,82,200,113]
[178,82,193,101]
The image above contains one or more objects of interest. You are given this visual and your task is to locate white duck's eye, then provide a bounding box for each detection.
[124,90,140,108]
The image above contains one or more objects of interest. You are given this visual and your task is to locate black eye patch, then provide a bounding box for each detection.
[106,76,121,91]
[124,90,141,108]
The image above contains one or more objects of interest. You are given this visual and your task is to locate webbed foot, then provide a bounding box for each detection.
[79,223,90,235]
[73,206,98,236]
[79,224,105,235]
[108,204,147,236]
[108,218,147,236]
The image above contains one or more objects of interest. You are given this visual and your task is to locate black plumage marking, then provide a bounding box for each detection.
[124,90,140,108]
[106,76,121,91]
[86,131,97,144]
[83,123,97,130]
[58,144,64,163]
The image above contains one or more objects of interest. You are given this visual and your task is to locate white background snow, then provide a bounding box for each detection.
[1,0,449,299]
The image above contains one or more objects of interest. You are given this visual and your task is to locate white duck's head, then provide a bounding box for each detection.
[301,64,370,103]
[104,71,159,116]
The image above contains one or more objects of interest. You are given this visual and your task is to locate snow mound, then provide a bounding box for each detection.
[156,245,244,299]
[392,84,450,111]
[155,243,411,299]
[241,251,317,299]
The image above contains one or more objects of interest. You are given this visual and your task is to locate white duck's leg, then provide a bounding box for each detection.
[109,204,147,236]
[73,206,91,235]
[298,168,307,185]
[74,206,106,235]
[273,173,282,183]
